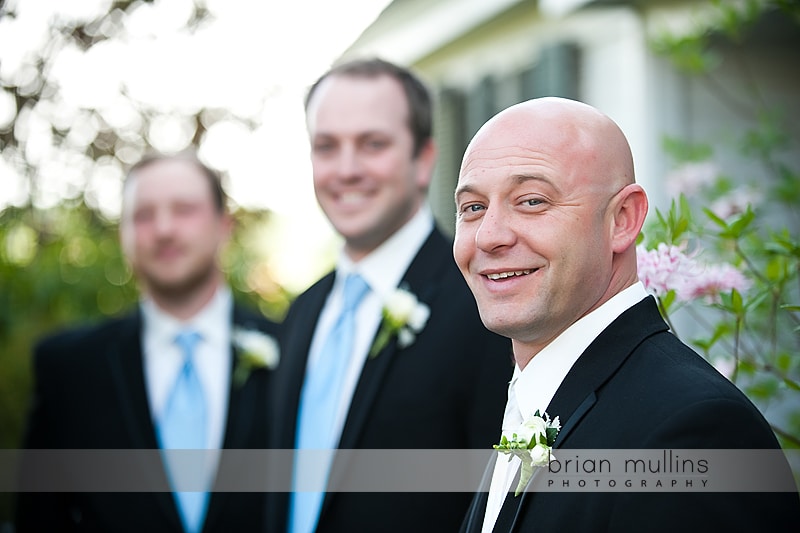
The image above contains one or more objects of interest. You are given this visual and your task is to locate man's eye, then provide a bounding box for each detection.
[461,204,484,213]
[174,203,197,215]
[134,210,153,224]
[365,139,388,150]
[524,198,544,207]
[313,142,335,153]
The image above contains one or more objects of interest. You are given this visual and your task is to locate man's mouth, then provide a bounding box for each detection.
[485,269,535,280]
[338,191,370,205]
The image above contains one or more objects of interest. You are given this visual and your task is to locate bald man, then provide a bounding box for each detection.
[454,98,799,532]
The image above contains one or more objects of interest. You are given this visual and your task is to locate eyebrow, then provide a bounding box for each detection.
[454,184,476,203]
[455,173,555,203]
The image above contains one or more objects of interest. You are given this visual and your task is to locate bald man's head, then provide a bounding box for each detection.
[454,97,649,361]
[461,97,635,196]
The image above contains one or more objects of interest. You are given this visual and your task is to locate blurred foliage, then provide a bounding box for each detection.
[0,0,296,521]
[0,0,259,173]
[644,0,800,450]
[0,202,290,528]
[0,0,290,445]
[0,201,291,447]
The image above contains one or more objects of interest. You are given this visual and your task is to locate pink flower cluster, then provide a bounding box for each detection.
[665,161,719,198]
[636,243,751,303]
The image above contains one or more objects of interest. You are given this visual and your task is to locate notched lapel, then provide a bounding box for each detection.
[334,228,449,451]
[323,229,451,522]
[553,392,596,448]
[223,307,270,450]
[546,297,667,445]
[106,312,158,449]
[276,274,335,448]
[487,298,668,532]
[106,311,180,529]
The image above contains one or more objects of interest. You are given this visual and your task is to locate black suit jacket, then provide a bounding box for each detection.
[15,303,280,533]
[460,296,800,533]
[268,227,513,533]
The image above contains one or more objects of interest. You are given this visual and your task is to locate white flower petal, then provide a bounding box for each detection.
[529,444,552,466]
[407,303,430,331]
[397,328,415,348]
[232,328,279,368]
[385,290,417,322]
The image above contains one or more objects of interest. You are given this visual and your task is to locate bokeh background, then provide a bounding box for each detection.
[1,0,799,526]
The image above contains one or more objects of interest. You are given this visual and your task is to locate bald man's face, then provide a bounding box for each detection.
[453,100,627,354]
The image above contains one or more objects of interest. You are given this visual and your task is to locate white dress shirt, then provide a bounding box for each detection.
[481,282,648,533]
[142,285,233,452]
[305,205,434,447]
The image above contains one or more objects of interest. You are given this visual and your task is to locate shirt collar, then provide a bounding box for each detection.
[337,205,434,298]
[514,282,648,420]
[140,285,232,347]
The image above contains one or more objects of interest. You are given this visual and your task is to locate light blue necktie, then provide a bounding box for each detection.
[157,330,210,533]
[289,273,370,533]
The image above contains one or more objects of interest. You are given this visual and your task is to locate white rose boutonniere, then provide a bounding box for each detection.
[231,327,279,388]
[369,287,430,358]
[494,410,560,496]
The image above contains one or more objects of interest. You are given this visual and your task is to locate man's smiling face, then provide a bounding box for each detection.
[453,99,622,356]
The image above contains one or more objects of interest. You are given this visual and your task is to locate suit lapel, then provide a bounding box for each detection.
[105,310,181,529]
[489,297,669,532]
[205,305,262,532]
[546,296,668,445]
[269,276,334,532]
[322,229,452,519]
[337,228,450,449]
[461,458,496,533]
[220,305,263,450]
[106,311,159,449]
[492,468,523,532]
[277,274,335,448]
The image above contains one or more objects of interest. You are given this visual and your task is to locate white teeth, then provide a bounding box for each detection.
[340,192,366,204]
[487,269,533,280]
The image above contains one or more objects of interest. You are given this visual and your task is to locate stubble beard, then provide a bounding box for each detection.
[138,258,219,305]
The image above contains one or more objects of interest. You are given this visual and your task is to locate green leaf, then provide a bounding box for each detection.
[730,288,744,314]
[703,207,728,229]
[718,207,755,239]
[546,427,559,445]
[745,376,780,401]
[785,378,800,393]
[776,352,793,374]
[661,290,677,314]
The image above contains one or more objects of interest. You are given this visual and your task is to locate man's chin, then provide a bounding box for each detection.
[142,270,210,298]
[478,312,525,340]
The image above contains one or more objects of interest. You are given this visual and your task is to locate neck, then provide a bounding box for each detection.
[512,339,549,371]
[147,277,221,322]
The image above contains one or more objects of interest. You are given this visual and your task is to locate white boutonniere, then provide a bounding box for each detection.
[369,287,430,358]
[231,327,279,387]
[494,410,560,496]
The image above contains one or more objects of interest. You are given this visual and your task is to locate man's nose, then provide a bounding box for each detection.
[335,146,362,179]
[153,209,175,235]
[475,207,517,252]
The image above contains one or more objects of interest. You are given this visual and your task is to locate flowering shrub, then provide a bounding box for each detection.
[637,242,751,306]
[638,165,799,447]
[642,0,800,449]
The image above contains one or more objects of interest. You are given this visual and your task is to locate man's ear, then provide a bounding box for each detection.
[220,212,235,242]
[610,184,648,254]
[414,138,438,190]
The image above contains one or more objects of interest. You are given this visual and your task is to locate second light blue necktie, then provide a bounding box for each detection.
[290,273,370,533]
[157,330,210,533]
